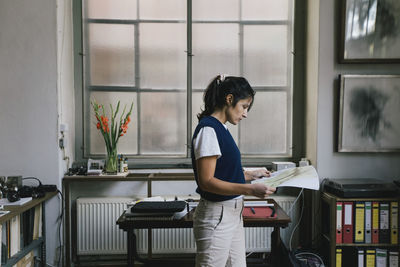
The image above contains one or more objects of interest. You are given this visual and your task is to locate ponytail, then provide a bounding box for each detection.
[197,75,255,121]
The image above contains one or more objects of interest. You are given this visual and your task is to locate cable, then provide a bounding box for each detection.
[289,189,304,251]
[287,188,303,215]
[56,189,64,267]
[295,252,325,266]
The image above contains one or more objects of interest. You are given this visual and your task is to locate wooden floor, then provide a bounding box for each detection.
[75,253,274,267]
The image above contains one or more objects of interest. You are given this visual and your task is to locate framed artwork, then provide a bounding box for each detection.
[340,0,400,63]
[338,75,400,152]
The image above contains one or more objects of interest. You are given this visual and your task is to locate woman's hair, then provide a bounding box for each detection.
[197,75,255,121]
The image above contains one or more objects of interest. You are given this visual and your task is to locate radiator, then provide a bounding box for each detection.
[76,196,299,255]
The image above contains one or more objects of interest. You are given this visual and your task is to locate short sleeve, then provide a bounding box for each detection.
[193,127,221,160]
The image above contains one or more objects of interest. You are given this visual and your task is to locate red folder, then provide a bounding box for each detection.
[372,201,379,243]
[343,202,354,243]
[242,206,276,218]
[336,202,343,244]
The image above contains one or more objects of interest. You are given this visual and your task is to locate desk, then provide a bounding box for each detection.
[62,173,196,266]
[117,199,290,267]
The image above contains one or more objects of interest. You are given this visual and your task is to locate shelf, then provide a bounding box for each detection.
[322,192,400,202]
[0,192,57,267]
[335,243,399,247]
[320,191,400,267]
[2,238,43,267]
[322,234,398,247]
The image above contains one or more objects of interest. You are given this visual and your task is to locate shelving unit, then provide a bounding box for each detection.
[321,192,399,266]
[0,192,57,267]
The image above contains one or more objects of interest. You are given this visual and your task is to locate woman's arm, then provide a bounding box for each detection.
[196,156,275,198]
[244,169,271,181]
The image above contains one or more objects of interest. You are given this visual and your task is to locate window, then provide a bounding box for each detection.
[76,0,299,163]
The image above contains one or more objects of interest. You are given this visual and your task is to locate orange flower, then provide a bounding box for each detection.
[91,99,133,171]
[101,116,109,124]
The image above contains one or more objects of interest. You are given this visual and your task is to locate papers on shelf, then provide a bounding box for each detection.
[251,166,320,190]
[0,197,32,206]
[0,210,10,216]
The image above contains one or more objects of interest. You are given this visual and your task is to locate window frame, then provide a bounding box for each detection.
[73,0,306,168]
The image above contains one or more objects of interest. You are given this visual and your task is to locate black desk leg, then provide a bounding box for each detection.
[271,227,281,266]
[127,229,135,267]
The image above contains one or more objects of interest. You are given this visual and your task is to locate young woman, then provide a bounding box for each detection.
[191,75,276,267]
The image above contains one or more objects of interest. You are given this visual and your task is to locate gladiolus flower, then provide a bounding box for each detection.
[91,99,133,172]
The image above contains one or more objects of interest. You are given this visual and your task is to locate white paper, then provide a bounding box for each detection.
[0,197,32,206]
[251,166,320,190]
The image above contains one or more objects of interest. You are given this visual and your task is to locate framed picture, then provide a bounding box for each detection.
[340,0,400,63]
[338,75,400,152]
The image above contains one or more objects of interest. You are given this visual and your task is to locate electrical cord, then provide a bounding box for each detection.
[21,177,62,266]
[295,251,325,267]
[287,188,303,215]
[289,189,304,252]
[56,189,64,267]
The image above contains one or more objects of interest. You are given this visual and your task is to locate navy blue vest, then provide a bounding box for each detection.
[191,116,245,201]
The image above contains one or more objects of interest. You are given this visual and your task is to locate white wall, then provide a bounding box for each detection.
[315,0,400,180]
[57,0,75,176]
[0,0,74,265]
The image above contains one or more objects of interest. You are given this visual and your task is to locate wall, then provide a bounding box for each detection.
[0,0,75,265]
[57,0,76,178]
[305,0,320,167]
[316,0,400,181]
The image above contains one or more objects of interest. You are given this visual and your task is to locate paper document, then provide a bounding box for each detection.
[0,197,32,206]
[251,166,319,190]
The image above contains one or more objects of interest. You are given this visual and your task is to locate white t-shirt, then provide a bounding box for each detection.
[193,124,227,160]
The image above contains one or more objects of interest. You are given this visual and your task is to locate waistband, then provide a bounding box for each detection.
[200,196,243,209]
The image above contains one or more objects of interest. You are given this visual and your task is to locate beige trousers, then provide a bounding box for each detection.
[193,197,246,267]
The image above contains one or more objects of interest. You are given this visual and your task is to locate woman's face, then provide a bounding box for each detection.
[226,96,253,125]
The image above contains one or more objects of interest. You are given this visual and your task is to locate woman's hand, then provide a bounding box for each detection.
[245,168,271,181]
[250,183,276,198]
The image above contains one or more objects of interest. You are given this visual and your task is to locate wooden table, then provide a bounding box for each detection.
[117,199,290,266]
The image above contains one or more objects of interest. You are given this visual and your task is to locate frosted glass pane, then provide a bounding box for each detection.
[141,92,186,154]
[243,25,288,86]
[193,0,239,20]
[139,0,185,20]
[192,24,240,89]
[240,92,287,154]
[85,0,137,20]
[89,91,138,155]
[192,92,238,144]
[192,92,204,132]
[88,24,135,86]
[242,0,290,20]
[140,23,186,89]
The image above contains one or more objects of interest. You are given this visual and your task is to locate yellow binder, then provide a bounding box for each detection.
[372,202,379,243]
[390,201,398,245]
[355,202,365,243]
[336,248,342,267]
[366,249,376,267]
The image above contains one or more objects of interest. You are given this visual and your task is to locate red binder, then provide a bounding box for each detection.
[343,202,354,243]
[336,202,343,244]
[372,201,379,243]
